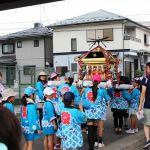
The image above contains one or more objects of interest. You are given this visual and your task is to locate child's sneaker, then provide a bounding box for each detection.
[54,144,61,149]
[98,142,105,148]
[94,142,98,147]
[125,128,135,134]
[134,128,138,133]
[143,140,150,149]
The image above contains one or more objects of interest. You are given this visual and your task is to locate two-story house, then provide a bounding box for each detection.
[49,9,150,80]
[0,23,53,85]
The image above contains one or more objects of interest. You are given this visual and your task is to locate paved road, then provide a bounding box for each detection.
[17,107,143,150]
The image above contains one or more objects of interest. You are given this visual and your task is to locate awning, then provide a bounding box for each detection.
[0,55,16,65]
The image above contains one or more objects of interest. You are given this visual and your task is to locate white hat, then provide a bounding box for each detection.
[2,88,17,101]
[43,87,55,96]
[39,71,47,76]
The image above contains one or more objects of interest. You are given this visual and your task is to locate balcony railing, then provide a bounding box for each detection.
[124,35,141,43]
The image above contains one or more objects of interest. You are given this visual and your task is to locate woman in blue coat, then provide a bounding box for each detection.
[2,88,17,113]
[20,87,42,150]
[36,71,48,127]
[42,87,57,150]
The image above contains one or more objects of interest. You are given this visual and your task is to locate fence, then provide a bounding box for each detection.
[0,66,54,104]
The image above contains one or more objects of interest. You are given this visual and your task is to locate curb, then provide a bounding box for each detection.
[103,131,144,150]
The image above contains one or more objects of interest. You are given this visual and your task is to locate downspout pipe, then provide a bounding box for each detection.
[122,21,125,76]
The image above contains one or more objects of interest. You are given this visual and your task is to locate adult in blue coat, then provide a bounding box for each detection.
[35,71,48,127]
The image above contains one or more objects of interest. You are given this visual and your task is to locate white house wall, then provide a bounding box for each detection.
[54,54,80,70]
[16,38,45,68]
[53,23,124,53]
[135,27,150,51]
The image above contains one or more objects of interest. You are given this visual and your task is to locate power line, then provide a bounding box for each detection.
[42,6,50,24]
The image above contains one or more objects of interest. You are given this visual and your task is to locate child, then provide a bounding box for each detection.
[126,79,141,134]
[110,87,130,133]
[97,86,110,147]
[57,92,87,150]
[81,80,110,149]
[48,72,61,149]
[2,88,17,113]
[58,72,81,106]
[20,86,41,150]
[42,87,57,150]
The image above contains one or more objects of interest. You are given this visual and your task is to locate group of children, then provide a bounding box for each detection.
[0,70,141,150]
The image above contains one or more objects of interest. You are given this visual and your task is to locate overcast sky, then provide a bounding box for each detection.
[0,0,150,35]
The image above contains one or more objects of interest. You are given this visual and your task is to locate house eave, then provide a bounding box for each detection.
[48,19,126,29]
[0,34,52,42]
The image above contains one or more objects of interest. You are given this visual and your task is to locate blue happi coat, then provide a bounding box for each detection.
[49,85,61,115]
[20,102,41,141]
[110,89,131,110]
[3,101,14,113]
[82,87,110,120]
[57,106,87,149]
[129,88,140,111]
[42,99,56,135]
[58,83,81,105]
[36,81,45,101]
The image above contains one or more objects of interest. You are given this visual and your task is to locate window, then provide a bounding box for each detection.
[144,34,150,46]
[56,66,68,76]
[71,63,77,72]
[34,40,39,47]
[17,41,22,48]
[103,28,113,41]
[23,66,35,75]
[71,38,77,51]
[86,28,113,42]
[96,29,103,39]
[2,43,15,54]
[86,30,96,42]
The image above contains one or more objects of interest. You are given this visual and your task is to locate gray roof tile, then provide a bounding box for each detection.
[50,9,126,27]
[0,26,52,41]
